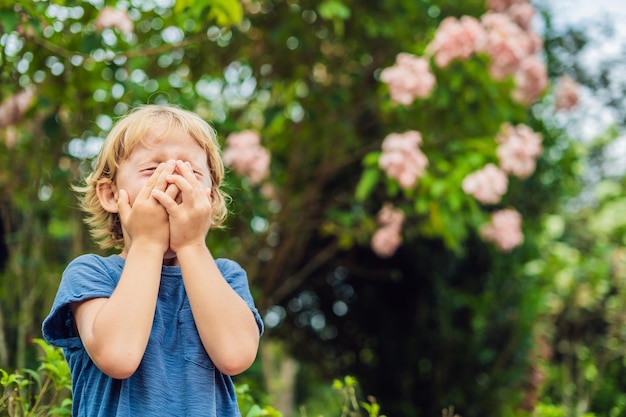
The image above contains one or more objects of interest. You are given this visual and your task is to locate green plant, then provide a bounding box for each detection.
[236,383,283,417]
[332,376,386,417]
[0,339,72,416]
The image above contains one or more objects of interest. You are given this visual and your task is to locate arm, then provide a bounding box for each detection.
[177,246,260,376]
[153,160,260,375]
[73,162,176,379]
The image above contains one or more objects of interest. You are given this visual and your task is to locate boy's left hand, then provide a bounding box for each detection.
[151,159,213,253]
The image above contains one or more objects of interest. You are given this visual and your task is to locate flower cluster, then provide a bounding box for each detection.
[426,16,486,68]
[223,130,271,185]
[423,0,547,105]
[378,130,429,189]
[0,87,34,129]
[458,122,540,251]
[555,75,580,111]
[462,122,542,204]
[487,0,526,13]
[379,53,436,105]
[480,208,524,252]
[496,123,543,179]
[480,6,546,104]
[461,163,508,204]
[371,203,405,258]
[0,87,35,148]
[373,0,551,253]
[95,7,134,34]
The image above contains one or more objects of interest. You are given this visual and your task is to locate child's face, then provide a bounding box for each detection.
[113,123,212,259]
[114,123,212,205]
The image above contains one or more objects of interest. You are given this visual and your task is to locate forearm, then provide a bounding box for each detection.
[176,244,260,375]
[76,242,163,378]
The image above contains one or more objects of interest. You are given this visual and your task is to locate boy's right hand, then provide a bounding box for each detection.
[117,161,177,254]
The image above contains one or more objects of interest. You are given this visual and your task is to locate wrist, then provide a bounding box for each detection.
[174,241,209,259]
[127,237,169,255]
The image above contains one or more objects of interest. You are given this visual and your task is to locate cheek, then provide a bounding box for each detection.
[116,178,147,206]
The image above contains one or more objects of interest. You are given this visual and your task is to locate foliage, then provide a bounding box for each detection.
[1,340,389,417]
[523,167,626,416]
[0,0,625,417]
[236,383,283,417]
[331,376,386,417]
[0,339,71,417]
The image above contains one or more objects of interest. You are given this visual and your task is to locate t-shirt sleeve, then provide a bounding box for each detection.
[217,258,264,336]
[42,254,119,348]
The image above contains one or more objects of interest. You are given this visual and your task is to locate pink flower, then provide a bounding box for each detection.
[95,7,134,34]
[480,208,524,252]
[379,130,429,189]
[371,203,404,258]
[426,16,486,68]
[507,3,536,30]
[462,163,508,204]
[223,130,271,185]
[0,87,35,143]
[260,183,278,200]
[371,227,403,258]
[380,53,436,105]
[377,202,405,229]
[555,75,580,111]
[496,123,542,179]
[487,0,526,13]
[512,55,548,105]
[481,12,535,79]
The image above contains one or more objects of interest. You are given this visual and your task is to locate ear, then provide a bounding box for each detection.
[96,179,119,213]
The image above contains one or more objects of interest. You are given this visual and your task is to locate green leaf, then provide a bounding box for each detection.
[208,0,243,26]
[362,151,381,167]
[0,9,19,32]
[355,169,380,201]
[317,0,351,21]
[174,0,243,26]
[245,404,263,417]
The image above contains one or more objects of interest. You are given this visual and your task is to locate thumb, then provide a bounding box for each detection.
[117,189,131,215]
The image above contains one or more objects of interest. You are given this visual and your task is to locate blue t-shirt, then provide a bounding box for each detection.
[42,254,263,417]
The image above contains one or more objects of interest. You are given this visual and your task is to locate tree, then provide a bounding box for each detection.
[0,0,613,416]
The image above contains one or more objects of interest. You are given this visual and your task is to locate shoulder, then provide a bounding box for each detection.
[215,258,244,274]
[215,258,250,287]
[65,253,122,274]
[62,253,123,287]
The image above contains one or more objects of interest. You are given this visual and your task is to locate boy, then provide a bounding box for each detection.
[42,104,263,416]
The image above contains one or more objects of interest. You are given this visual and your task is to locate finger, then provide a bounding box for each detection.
[165,175,196,205]
[135,162,166,200]
[164,182,180,201]
[117,189,131,218]
[176,160,212,201]
[152,160,177,194]
[175,160,203,186]
[151,189,179,214]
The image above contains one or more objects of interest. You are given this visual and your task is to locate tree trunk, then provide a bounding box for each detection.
[261,338,300,417]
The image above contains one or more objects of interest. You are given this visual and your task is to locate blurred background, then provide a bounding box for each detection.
[2,0,626,416]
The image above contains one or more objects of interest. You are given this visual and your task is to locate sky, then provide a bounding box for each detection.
[551,0,626,26]
[538,0,626,144]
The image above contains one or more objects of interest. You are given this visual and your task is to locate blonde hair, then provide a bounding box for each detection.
[75,104,228,250]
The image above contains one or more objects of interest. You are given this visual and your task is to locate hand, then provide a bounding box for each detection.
[151,160,213,253]
[117,161,177,253]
